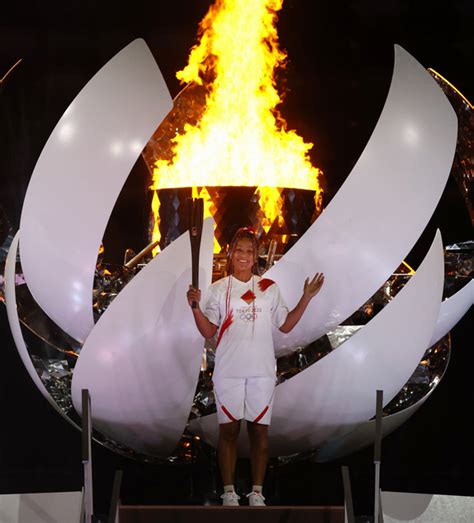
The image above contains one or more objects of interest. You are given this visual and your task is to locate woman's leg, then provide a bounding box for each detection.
[247,421,269,486]
[218,420,241,486]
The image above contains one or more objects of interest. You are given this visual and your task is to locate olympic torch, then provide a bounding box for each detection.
[188,197,204,308]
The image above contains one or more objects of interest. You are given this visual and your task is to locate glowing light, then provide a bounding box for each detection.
[110,141,123,156]
[150,0,323,239]
[99,350,115,364]
[192,186,221,252]
[58,122,75,143]
[259,187,283,233]
[428,68,473,110]
[129,140,142,154]
[401,260,415,275]
[151,191,160,256]
[403,124,420,146]
[63,103,75,117]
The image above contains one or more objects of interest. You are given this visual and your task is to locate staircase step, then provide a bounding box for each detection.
[119,505,344,522]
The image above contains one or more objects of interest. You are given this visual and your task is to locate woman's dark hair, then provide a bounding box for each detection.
[227,226,260,275]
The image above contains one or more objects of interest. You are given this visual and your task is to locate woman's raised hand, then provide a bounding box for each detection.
[303,272,325,300]
[187,285,201,308]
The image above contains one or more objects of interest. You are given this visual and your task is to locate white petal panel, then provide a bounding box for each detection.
[315,386,437,462]
[19,39,173,343]
[429,280,473,346]
[4,232,79,429]
[267,45,457,356]
[189,231,444,457]
[316,279,474,462]
[71,219,214,457]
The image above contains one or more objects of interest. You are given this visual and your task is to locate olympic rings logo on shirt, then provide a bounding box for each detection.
[236,306,262,322]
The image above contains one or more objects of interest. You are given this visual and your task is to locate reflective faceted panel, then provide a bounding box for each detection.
[429,69,473,225]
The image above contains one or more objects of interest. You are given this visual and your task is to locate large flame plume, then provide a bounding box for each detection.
[150,0,322,251]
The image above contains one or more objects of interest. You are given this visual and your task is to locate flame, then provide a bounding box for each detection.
[151,190,160,255]
[151,0,321,190]
[259,186,283,233]
[150,0,323,254]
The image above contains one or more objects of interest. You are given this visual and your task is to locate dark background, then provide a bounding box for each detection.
[0,0,472,516]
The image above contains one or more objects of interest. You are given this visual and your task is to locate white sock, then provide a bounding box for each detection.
[224,484,235,493]
[252,485,263,494]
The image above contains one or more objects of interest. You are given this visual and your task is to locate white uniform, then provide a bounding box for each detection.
[203,274,288,424]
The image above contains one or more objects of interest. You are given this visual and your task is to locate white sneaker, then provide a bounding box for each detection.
[221,490,240,506]
[247,491,266,506]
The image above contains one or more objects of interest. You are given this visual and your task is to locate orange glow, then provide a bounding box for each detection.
[259,187,283,233]
[192,186,221,252]
[151,190,160,256]
[401,260,415,275]
[428,68,473,109]
[150,0,322,253]
[151,0,321,187]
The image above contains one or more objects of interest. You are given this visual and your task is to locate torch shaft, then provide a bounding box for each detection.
[188,197,204,308]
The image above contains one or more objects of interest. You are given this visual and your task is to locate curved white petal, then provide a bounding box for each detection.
[71,219,214,457]
[4,232,79,429]
[315,279,474,462]
[19,39,173,343]
[315,385,437,462]
[189,231,444,456]
[268,45,457,356]
[429,280,474,346]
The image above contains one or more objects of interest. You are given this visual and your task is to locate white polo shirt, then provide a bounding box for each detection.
[203,275,288,379]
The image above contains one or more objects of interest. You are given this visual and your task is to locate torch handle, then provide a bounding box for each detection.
[188,197,204,309]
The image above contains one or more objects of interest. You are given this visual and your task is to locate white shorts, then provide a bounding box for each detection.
[213,376,276,425]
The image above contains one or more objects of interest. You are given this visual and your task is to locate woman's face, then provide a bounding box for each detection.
[231,237,256,273]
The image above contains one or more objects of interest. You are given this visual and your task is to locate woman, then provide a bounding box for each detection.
[187,227,324,506]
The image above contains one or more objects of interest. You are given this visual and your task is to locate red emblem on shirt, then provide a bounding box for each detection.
[258,278,275,292]
[240,289,256,304]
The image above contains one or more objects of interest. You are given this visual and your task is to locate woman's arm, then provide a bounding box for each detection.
[279,273,324,333]
[187,286,219,338]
